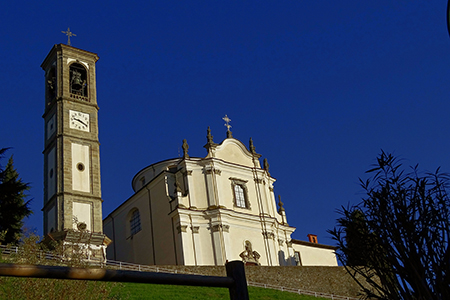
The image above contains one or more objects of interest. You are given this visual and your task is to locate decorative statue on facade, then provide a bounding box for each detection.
[73,216,87,231]
[206,127,214,144]
[263,158,270,176]
[239,240,261,265]
[182,139,189,159]
[249,137,256,154]
[278,195,285,213]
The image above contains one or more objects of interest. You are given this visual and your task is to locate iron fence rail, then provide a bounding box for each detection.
[0,263,235,287]
[0,245,358,300]
[249,282,358,300]
[0,262,248,300]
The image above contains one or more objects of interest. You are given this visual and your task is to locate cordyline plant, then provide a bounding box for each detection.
[329,151,450,300]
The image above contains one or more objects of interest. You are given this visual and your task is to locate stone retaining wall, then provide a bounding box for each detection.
[158,265,365,298]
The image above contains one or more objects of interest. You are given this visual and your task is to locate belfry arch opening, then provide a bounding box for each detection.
[46,67,56,105]
[69,63,88,98]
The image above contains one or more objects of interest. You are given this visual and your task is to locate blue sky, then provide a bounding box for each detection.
[2,1,450,245]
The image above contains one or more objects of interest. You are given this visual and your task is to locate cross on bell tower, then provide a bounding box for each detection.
[61,27,76,46]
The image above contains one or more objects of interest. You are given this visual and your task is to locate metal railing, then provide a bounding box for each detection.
[0,244,358,300]
[248,282,359,300]
[104,259,359,300]
[0,262,248,300]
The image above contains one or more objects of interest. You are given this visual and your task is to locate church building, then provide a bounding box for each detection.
[40,40,336,267]
[103,122,337,266]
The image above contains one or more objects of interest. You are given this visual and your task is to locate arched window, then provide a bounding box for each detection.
[130,209,141,235]
[46,67,56,105]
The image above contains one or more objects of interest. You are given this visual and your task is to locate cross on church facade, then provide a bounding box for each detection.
[61,27,76,46]
[223,115,232,131]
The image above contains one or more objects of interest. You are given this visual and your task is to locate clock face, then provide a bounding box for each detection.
[69,110,90,132]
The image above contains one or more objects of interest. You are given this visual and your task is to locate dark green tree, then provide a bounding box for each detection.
[0,148,32,244]
[329,151,450,300]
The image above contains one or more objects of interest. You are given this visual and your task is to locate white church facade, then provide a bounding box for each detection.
[103,126,337,266]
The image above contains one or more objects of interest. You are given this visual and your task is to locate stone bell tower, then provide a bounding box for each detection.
[41,43,109,260]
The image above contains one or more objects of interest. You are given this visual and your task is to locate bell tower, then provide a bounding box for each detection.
[41,44,109,259]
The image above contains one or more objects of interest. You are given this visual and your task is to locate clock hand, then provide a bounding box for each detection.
[74,118,88,127]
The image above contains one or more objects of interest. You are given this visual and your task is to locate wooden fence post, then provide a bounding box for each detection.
[226,261,249,300]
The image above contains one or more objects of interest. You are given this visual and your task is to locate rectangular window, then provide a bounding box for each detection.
[230,178,250,209]
[130,209,141,235]
[234,184,246,208]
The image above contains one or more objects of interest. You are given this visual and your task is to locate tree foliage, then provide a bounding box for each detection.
[0,148,32,244]
[329,151,450,300]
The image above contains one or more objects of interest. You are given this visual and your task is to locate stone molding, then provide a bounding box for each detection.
[228,177,248,184]
[262,231,275,240]
[254,178,265,184]
[176,225,188,233]
[204,168,221,175]
[211,224,230,233]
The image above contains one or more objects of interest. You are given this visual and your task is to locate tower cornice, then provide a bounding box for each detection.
[41,44,99,70]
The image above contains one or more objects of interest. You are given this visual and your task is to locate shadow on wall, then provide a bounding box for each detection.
[278,250,296,266]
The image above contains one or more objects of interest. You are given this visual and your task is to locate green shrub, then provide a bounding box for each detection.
[0,233,121,300]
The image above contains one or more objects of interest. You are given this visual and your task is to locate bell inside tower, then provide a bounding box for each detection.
[69,63,88,98]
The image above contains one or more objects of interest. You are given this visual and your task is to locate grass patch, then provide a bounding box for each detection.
[0,277,121,300]
[118,282,328,300]
[0,277,329,299]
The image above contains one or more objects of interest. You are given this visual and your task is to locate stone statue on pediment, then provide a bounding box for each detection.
[239,240,260,265]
